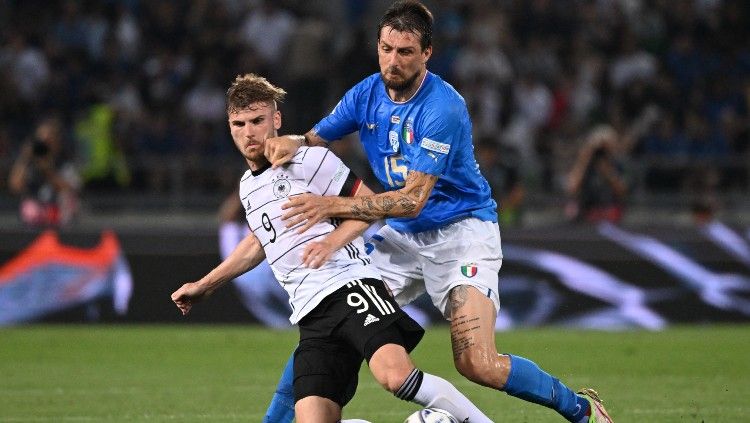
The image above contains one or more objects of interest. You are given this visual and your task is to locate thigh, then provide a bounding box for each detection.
[369,226,425,306]
[449,285,509,387]
[293,337,362,407]
[422,219,503,319]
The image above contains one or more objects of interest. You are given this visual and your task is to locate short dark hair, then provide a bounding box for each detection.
[377,0,433,50]
[226,73,286,114]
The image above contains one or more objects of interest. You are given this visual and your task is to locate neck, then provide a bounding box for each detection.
[388,70,427,102]
[249,158,271,175]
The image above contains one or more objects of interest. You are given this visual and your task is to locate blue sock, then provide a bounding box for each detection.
[263,351,296,423]
[502,354,590,422]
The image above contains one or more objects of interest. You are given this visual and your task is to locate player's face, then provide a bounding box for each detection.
[378,26,432,93]
[228,102,281,167]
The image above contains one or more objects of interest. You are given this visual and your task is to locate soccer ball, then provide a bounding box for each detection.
[403,408,459,423]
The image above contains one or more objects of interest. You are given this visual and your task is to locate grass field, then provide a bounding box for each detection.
[2,325,749,422]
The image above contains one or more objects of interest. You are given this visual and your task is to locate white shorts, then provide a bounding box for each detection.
[369,218,503,319]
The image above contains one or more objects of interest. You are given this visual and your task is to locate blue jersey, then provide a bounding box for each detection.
[313,72,497,233]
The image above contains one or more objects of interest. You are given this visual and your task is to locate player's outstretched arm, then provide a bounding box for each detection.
[171,233,265,315]
[302,182,379,268]
[265,130,329,168]
[284,170,438,233]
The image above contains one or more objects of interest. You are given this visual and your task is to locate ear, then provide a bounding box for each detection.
[422,45,432,64]
[274,110,282,130]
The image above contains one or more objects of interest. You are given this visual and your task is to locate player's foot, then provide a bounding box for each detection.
[578,388,614,423]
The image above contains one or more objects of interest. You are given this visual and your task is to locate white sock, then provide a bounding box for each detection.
[395,368,493,423]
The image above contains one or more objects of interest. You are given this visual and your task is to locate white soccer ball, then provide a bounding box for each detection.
[403,408,459,423]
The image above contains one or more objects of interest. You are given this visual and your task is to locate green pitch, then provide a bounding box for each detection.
[2,325,749,422]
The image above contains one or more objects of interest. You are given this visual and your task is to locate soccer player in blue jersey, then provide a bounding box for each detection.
[263,1,614,422]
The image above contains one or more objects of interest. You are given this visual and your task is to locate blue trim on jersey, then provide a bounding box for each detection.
[313,72,497,233]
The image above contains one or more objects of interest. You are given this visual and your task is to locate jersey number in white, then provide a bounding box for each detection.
[384,154,408,188]
[347,292,369,314]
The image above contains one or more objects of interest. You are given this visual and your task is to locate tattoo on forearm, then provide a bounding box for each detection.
[348,192,416,219]
[380,196,396,212]
[346,171,435,220]
[397,196,417,214]
[450,313,481,358]
[350,197,379,220]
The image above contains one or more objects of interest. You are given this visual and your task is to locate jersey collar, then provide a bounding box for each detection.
[250,162,272,176]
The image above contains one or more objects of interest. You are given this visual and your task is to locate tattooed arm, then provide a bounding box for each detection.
[282,170,438,232]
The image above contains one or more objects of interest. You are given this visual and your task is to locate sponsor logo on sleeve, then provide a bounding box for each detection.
[332,163,347,183]
[420,137,451,154]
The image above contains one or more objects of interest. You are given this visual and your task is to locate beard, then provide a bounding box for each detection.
[380,68,421,93]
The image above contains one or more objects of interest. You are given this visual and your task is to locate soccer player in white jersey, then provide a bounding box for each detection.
[171,73,493,423]
[263,1,614,422]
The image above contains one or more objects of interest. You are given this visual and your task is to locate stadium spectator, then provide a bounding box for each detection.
[566,125,628,224]
[0,0,747,222]
[9,117,80,227]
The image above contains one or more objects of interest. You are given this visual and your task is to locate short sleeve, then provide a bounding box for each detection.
[410,101,462,176]
[312,84,361,142]
[301,147,354,196]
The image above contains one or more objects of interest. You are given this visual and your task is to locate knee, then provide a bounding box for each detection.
[377,366,412,393]
[369,344,414,393]
[454,349,509,388]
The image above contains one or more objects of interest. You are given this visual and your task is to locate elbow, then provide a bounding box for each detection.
[403,198,427,218]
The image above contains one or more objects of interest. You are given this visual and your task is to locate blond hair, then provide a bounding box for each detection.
[226,74,287,114]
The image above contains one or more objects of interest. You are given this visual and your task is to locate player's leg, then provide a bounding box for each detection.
[449,285,594,423]
[294,396,341,423]
[448,287,588,420]
[427,219,608,422]
[263,351,295,423]
[366,338,493,423]
[293,336,362,423]
[336,278,493,422]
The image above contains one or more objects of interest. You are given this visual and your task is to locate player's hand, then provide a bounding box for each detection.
[170,282,209,316]
[282,193,331,234]
[265,135,302,168]
[302,239,336,268]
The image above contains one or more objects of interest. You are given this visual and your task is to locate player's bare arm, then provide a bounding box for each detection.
[265,130,329,168]
[171,233,265,315]
[302,182,378,269]
[283,170,438,233]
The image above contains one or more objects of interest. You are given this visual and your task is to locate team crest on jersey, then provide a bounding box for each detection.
[460,263,478,278]
[389,130,399,152]
[273,175,292,199]
[402,118,414,144]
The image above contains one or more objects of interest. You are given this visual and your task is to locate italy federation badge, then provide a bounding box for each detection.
[402,118,414,144]
[460,263,478,278]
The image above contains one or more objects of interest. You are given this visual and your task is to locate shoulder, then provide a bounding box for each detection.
[344,73,383,98]
[239,169,254,185]
[424,73,465,111]
[299,146,338,166]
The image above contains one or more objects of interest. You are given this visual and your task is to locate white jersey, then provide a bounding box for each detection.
[239,146,381,324]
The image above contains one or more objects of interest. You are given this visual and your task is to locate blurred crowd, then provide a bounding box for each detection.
[0,0,748,226]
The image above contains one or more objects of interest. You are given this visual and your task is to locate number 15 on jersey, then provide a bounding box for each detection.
[384,154,408,188]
